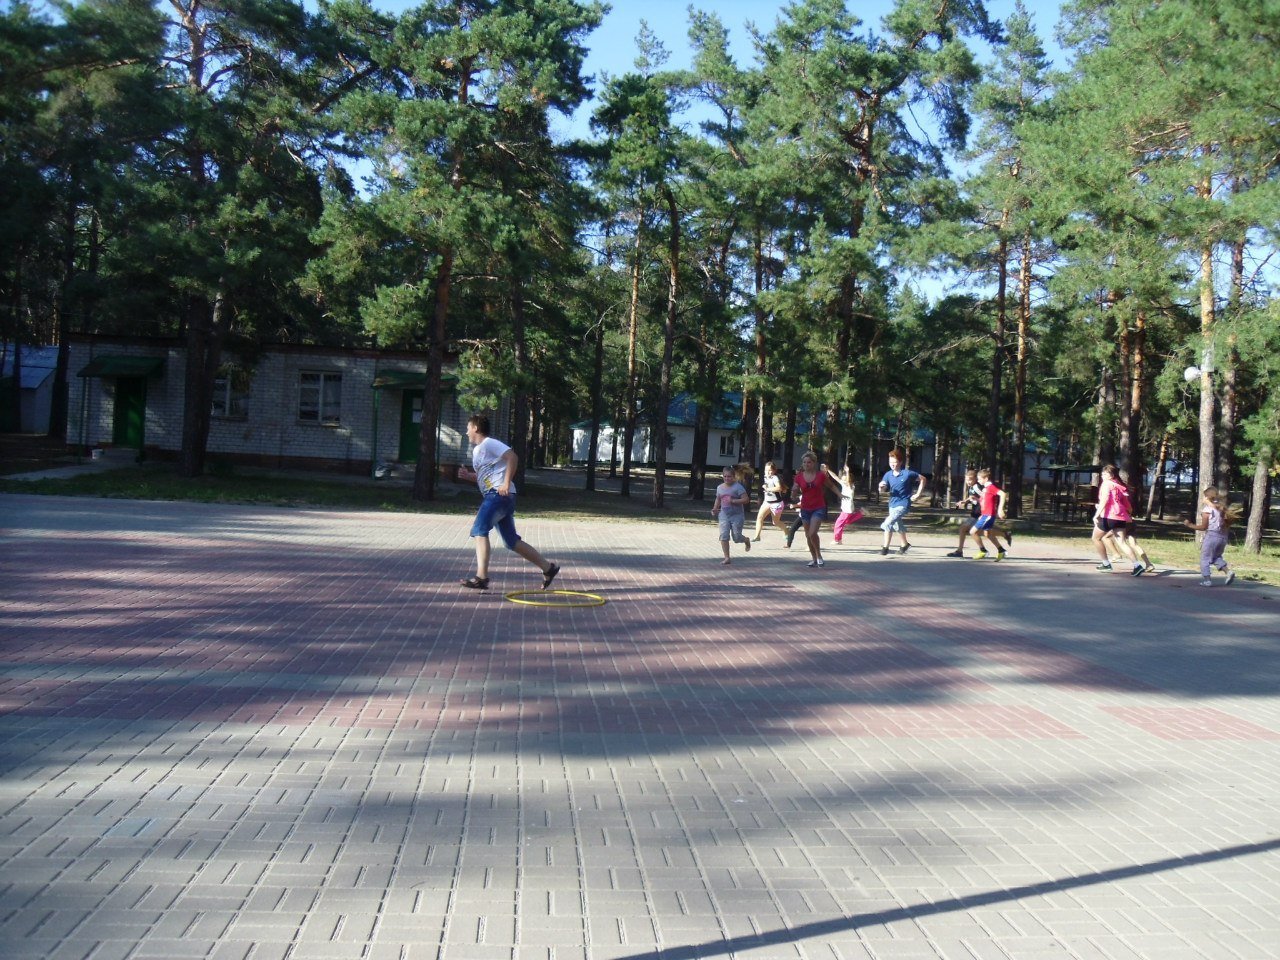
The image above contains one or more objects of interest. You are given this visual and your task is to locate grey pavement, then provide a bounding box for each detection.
[2,491,1279,960]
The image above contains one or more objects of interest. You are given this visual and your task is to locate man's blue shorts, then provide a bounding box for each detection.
[974,514,996,531]
[470,491,521,549]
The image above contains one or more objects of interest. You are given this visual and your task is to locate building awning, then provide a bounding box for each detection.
[371,369,457,390]
[78,355,164,378]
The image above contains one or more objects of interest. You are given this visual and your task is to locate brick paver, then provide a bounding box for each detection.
[2,492,1279,960]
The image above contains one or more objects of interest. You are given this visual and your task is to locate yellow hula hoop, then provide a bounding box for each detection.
[504,589,607,608]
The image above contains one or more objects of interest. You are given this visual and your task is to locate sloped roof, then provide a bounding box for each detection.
[1,344,58,388]
[665,392,742,430]
[572,393,743,432]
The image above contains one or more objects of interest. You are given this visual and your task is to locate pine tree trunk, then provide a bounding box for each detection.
[178,290,222,478]
[50,186,79,440]
[753,225,768,468]
[1117,323,1133,468]
[1010,228,1031,517]
[510,274,529,489]
[827,276,853,468]
[1213,231,1244,496]
[933,428,948,508]
[621,216,643,498]
[1216,237,1244,496]
[741,395,757,468]
[1215,344,1239,496]
[1145,433,1170,520]
[415,63,471,502]
[586,313,604,492]
[608,401,620,479]
[1245,445,1272,554]
[1196,222,1217,490]
[413,249,451,501]
[988,233,1008,475]
[689,347,717,501]
[759,395,772,465]
[1093,364,1115,473]
[690,397,711,500]
[652,189,680,509]
[784,402,797,474]
[8,340,22,429]
[1117,312,1146,504]
[1,254,20,423]
[1128,311,1147,505]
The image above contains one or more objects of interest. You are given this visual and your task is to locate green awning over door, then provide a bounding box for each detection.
[371,369,457,390]
[78,355,165,378]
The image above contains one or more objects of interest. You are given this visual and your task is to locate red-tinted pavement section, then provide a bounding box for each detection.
[3,493,1280,960]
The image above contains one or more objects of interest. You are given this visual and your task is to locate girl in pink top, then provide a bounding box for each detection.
[789,451,836,567]
[1091,464,1142,574]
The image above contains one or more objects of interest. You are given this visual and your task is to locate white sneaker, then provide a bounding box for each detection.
[1199,578,1212,587]
[1224,571,1236,585]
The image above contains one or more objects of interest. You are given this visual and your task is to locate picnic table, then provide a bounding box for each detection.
[1046,464,1100,522]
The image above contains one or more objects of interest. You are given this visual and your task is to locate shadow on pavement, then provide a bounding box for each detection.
[612,836,1280,960]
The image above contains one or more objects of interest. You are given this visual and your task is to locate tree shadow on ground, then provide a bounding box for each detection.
[3,496,1280,767]
[610,836,1280,960]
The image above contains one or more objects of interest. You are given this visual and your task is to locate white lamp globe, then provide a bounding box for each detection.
[1183,365,1201,383]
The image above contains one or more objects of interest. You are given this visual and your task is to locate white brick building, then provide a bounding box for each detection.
[67,336,502,475]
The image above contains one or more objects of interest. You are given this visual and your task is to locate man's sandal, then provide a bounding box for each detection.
[542,563,561,590]
[460,576,489,590]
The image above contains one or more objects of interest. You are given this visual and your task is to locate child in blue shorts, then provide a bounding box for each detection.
[969,468,1008,560]
[877,447,926,555]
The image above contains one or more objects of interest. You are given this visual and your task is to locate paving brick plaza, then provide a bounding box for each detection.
[2,492,1279,960]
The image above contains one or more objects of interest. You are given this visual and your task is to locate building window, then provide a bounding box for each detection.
[719,434,735,457]
[212,368,250,419]
[299,371,342,424]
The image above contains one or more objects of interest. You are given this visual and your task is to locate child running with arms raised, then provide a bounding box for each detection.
[712,466,752,564]
[824,462,864,544]
[752,460,789,541]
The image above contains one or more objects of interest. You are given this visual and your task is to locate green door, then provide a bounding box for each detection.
[398,390,424,462]
[113,377,146,448]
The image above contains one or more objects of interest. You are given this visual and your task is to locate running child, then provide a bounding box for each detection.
[1118,468,1155,575]
[824,462,864,544]
[752,460,789,541]
[789,451,834,567]
[947,468,1013,558]
[1091,464,1142,575]
[712,465,751,564]
[969,468,1008,560]
[878,447,926,555]
[1183,486,1237,587]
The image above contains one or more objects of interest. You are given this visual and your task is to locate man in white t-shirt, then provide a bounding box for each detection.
[460,414,561,591]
